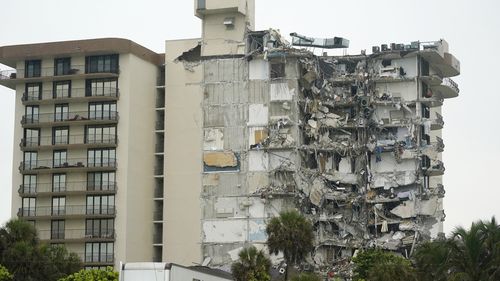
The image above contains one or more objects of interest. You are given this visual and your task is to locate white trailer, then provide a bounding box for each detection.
[119,262,233,281]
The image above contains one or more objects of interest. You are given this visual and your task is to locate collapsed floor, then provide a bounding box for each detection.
[194,30,450,278]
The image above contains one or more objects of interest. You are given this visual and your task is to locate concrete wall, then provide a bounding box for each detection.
[164,38,203,265]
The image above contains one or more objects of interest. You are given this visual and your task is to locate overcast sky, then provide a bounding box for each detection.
[0,0,499,234]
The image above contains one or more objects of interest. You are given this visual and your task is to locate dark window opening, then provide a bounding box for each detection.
[25,60,41,78]
[85,78,118,97]
[24,83,42,101]
[54,58,71,76]
[85,55,119,74]
[381,59,392,67]
[421,58,430,76]
[270,63,285,79]
[51,220,65,239]
[421,104,430,119]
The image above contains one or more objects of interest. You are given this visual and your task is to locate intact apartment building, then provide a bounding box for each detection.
[1,0,460,277]
[0,39,165,267]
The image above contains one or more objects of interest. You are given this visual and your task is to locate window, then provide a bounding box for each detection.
[22,197,36,216]
[86,126,116,144]
[23,128,40,147]
[86,79,118,97]
[88,148,116,168]
[85,219,114,238]
[25,60,41,78]
[22,175,37,194]
[89,102,116,120]
[23,151,37,170]
[85,55,118,74]
[25,105,39,124]
[270,62,285,79]
[53,81,71,99]
[86,195,115,215]
[421,104,430,119]
[53,127,69,145]
[85,242,114,263]
[87,172,115,191]
[51,220,65,239]
[24,83,42,101]
[52,197,66,215]
[421,125,431,145]
[53,150,67,168]
[52,174,66,192]
[421,58,430,76]
[54,104,69,122]
[54,58,71,76]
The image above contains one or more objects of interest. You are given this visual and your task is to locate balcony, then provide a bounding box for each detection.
[38,229,115,242]
[19,158,117,174]
[18,181,117,196]
[21,111,119,127]
[22,87,119,105]
[418,40,460,77]
[431,77,459,99]
[82,253,114,265]
[17,205,116,219]
[20,134,117,150]
[0,66,119,90]
[431,112,444,130]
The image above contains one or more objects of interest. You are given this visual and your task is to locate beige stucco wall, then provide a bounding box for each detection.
[114,53,158,266]
[164,38,203,265]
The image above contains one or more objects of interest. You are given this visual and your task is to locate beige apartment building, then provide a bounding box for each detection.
[1,0,460,277]
[0,38,165,268]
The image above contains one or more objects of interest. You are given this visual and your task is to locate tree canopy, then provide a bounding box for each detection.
[58,267,118,281]
[0,265,13,281]
[266,210,314,280]
[231,246,271,281]
[352,249,416,281]
[0,219,82,281]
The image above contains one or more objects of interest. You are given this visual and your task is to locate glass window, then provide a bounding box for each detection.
[53,127,69,145]
[86,126,116,144]
[23,128,40,147]
[86,195,114,215]
[24,83,42,101]
[25,105,39,124]
[85,219,114,238]
[22,175,37,194]
[53,150,67,168]
[87,172,115,191]
[51,220,65,239]
[87,148,115,167]
[85,242,114,263]
[54,104,69,122]
[85,55,118,74]
[23,151,37,170]
[52,174,66,192]
[86,79,117,97]
[25,60,41,78]
[22,197,36,216]
[54,58,71,76]
[89,102,116,120]
[52,197,66,216]
[53,81,71,99]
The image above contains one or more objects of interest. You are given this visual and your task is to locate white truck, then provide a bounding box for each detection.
[119,262,234,281]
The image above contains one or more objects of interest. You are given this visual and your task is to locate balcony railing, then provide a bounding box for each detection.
[20,134,117,148]
[21,111,119,125]
[442,77,459,94]
[18,205,116,217]
[83,253,114,264]
[18,181,117,194]
[19,158,117,172]
[38,228,115,241]
[22,87,119,102]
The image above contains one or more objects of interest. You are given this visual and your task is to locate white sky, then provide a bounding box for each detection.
[0,0,499,234]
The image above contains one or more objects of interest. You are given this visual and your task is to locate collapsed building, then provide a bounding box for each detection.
[165,0,460,278]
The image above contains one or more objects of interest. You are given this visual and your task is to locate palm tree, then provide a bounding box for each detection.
[231,246,271,281]
[266,210,314,281]
[414,217,500,281]
[413,240,451,281]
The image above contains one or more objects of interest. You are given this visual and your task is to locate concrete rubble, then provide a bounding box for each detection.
[197,29,456,278]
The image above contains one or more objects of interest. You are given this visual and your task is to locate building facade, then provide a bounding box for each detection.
[1,0,460,277]
[0,38,164,268]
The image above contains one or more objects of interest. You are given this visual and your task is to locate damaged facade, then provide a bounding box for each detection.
[165,0,460,277]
